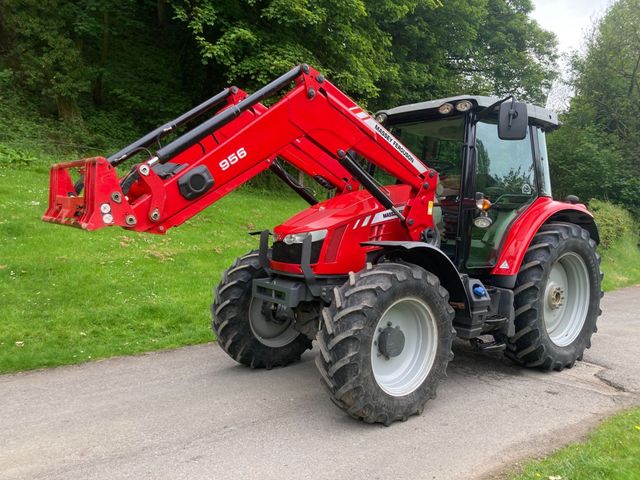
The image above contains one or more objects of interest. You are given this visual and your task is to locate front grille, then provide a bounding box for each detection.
[272,240,323,264]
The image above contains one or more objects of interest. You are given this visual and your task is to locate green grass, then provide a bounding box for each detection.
[601,234,640,291]
[0,162,305,373]
[1,153,640,374]
[510,407,640,480]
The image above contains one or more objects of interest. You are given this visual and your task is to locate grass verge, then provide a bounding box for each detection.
[0,163,305,373]
[510,407,640,480]
[601,234,640,291]
[1,155,640,374]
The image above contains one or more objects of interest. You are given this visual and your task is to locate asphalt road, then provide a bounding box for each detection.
[2,288,639,480]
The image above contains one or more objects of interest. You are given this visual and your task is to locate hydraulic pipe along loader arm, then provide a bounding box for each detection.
[43,65,603,426]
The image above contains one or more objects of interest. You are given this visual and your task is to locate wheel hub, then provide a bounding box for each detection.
[547,284,566,310]
[370,297,438,397]
[542,252,591,347]
[377,326,405,358]
[260,301,291,324]
[249,298,299,348]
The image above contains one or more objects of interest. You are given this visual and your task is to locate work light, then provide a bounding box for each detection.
[455,100,473,112]
[438,103,454,115]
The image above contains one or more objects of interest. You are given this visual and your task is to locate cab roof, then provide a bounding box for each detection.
[379,95,559,130]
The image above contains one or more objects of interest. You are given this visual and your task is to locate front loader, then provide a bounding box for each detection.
[44,65,602,425]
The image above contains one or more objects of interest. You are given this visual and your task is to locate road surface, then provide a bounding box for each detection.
[1,288,639,480]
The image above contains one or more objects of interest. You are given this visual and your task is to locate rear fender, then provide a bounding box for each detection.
[363,241,470,319]
[491,197,598,278]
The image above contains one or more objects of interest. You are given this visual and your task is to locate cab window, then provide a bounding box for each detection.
[467,121,537,268]
[391,117,466,258]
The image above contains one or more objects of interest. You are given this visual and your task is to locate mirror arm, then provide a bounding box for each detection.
[508,97,518,127]
[473,95,514,124]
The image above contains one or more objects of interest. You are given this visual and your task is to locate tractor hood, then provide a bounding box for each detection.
[273,184,412,237]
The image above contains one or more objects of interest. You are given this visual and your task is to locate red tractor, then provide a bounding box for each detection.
[44,65,602,425]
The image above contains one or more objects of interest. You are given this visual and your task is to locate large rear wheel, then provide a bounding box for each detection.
[212,251,312,369]
[506,223,603,370]
[316,262,455,425]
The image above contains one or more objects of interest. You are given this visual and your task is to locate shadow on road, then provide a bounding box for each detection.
[206,336,529,418]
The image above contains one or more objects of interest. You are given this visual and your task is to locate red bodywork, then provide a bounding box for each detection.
[43,64,591,278]
[491,197,593,277]
[44,65,436,277]
[272,185,413,275]
[45,158,135,230]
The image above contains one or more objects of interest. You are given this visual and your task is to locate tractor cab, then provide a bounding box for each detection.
[377,96,558,273]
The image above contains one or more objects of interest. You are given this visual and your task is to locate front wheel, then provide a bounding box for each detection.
[212,251,312,369]
[506,223,603,370]
[316,262,455,425]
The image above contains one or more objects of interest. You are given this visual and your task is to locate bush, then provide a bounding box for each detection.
[0,144,38,168]
[588,199,638,250]
[547,125,640,217]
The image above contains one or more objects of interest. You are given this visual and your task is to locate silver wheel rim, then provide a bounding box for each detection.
[371,298,438,397]
[543,252,590,347]
[248,298,299,348]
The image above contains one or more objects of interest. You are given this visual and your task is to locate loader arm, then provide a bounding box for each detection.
[44,65,437,240]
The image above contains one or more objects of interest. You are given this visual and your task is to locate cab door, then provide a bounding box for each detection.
[465,121,538,269]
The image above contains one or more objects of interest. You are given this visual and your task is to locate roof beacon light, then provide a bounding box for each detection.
[438,103,454,115]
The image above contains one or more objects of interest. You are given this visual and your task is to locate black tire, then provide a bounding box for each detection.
[316,262,455,425]
[506,222,603,371]
[212,250,312,369]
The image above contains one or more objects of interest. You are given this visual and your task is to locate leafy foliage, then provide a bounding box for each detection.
[173,0,401,103]
[0,0,93,120]
[549,0,640,216]
[0,0,193,148]
[589,199,637,250]
[0,144,38,168]
[172,0,558,109]
[547,125,640,210]
[1,0,557,135]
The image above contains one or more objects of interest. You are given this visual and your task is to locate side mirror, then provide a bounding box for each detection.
[498,99,528,140]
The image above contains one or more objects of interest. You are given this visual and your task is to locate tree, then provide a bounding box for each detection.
[0,0,93,120]
[0,0,194,136]
[458,0,558,104]
[171,0,398,103]
[547,0,640,214]
[0,0,559,153]
[172,0,557,108]
[571,0,640,163]
[375,0,557,108]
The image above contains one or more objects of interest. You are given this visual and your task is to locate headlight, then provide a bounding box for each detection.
[282,229,327,245]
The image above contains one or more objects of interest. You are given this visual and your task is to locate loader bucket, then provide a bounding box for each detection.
[43,157,134,230]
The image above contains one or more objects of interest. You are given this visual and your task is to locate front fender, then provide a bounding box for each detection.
[363,241,469,318]
[491,197,598,277]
